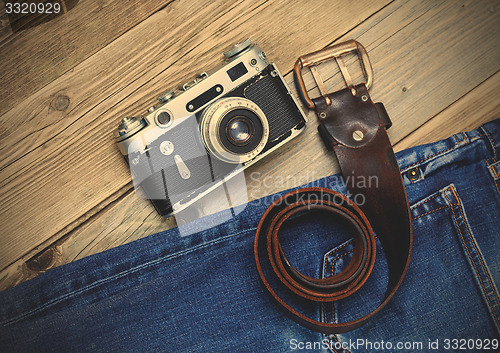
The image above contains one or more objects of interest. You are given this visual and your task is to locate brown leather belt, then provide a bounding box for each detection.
[254,40,413,334]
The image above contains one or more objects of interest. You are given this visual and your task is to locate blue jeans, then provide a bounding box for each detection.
[1,119,499,352]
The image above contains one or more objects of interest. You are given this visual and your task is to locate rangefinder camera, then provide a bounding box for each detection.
[115,39,307,216]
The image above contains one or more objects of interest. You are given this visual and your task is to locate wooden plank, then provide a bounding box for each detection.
[2,68,497,292]
[0,0,174,116]
[394,72,500,151]
[1,0,499,291]
[0,2,13,43]
[0,0,391,269]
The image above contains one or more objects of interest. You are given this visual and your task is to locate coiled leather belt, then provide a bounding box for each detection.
[254,41,413,334]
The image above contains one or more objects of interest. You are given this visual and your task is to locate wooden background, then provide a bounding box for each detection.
[0,0,498,291]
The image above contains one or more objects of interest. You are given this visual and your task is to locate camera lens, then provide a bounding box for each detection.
[218,108,264,155]
[200,97,269,164]
[227,117,252,145]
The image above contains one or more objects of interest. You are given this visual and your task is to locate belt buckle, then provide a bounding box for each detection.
[293,40,373,108]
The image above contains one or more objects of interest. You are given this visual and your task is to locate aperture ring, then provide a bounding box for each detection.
[200,97,269,164]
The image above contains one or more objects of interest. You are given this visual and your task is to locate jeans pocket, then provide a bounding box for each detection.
[320,184,499,353]
[412,184,500,333]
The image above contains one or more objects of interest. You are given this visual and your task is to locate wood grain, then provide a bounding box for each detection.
[0,0,391,269]
[0,2,12,43]
[0,0,177,116]
[0,0,499,290]
[395,72,500,151]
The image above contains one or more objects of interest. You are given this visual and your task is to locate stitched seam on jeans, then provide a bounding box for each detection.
[403,145,456,170]
[327,239,376,263]
[324,254,329,280]
[332,334,350,353]
[323,251,354,353]
[490,159,500,196]
[449,187,460,207]
[326,240,354,260]
[331,258,335,324]
[453,188,500,306]
[449,204,500,326]
[401,133,486,172]
[483,159,500,196]
[328,254,353,353]
[410,192,442,209]
[333,253,353,353]
[490,165,499,178]
[331,250,354,264]
[322,252,336,328]
[411,186,459,219]
[481,126,498,159]
[323,263,339,352]
[322,259,340,353]
[413,206,450,220]
[494,179,500,196]
[323,307,340,353]
[0,228,256,327]
[445,194,500,327]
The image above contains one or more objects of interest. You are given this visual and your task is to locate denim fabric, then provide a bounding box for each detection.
[0,119,499,352]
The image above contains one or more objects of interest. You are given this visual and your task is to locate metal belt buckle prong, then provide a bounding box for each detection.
[293,40,373,109]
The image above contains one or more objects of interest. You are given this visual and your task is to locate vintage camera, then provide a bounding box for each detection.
[115,39,307,217]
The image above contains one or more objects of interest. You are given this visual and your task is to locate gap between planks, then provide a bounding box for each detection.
[0,0,177,116]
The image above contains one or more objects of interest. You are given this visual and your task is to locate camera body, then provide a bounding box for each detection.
[116,39,307,216]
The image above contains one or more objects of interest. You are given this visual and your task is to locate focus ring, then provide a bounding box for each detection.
[200,97,269,164]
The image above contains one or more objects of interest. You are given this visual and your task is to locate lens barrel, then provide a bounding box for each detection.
[200,97,269,164]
